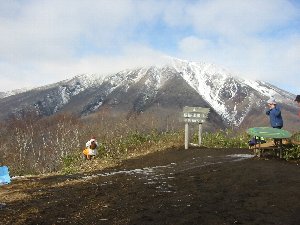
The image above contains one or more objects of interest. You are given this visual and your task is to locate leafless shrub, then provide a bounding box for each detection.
[0,108,184,175]
[0,112,82,174]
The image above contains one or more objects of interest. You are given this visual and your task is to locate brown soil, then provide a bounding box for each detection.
[1,147,300,225]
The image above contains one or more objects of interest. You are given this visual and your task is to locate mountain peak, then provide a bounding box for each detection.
[0,58,297,129]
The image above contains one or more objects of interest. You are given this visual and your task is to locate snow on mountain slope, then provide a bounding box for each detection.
[64,58,296,125]
[0,87,32,99]
[0,57,296,127]
[166,58,295,126]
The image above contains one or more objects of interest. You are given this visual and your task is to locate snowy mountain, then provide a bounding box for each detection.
[0,58,298,129]
[169,59,295,126]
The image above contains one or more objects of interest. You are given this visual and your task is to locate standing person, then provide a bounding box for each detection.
[266,97,283,146]
[295,95,300,105]
[266,97,283,129]
[294,95,300,117]
[83,137,98,160]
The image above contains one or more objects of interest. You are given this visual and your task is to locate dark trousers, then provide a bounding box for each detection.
[273,126,283,146]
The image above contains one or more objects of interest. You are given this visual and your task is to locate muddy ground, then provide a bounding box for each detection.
[1,147,300,225]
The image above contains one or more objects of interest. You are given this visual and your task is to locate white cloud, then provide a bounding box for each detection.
[174,0,300,93]
[177,33,300,93]
[0,0,299,94]
[184,0,297,38]
[178,36,212,55]
[0,43,169,91]
[0,0,135,61]
[0,0,160,91]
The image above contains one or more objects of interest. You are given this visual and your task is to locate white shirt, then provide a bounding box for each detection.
[85,139,99,156]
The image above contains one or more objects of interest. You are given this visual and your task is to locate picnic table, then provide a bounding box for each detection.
[247,127,292,158]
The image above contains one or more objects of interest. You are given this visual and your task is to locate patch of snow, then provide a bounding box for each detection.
[0,87,33,98]
[227,154,254,158]
[59,86,70,105]
[90,101,103,111]
[242,79,276,98]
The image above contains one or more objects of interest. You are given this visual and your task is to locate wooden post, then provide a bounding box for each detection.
[258,137,261,157]
[253,136,257,156]
[185,122,189,149]
[198,123,203,146]
[279,139,283,158]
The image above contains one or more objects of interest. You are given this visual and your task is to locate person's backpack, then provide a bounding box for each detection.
[248,136,266,146]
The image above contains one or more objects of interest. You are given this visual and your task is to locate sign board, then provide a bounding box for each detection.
[182,107,210,123]
[183,106,210,114]
[181,106,210,149]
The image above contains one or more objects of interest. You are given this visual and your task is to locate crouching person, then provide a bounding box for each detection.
[83,137,98,160]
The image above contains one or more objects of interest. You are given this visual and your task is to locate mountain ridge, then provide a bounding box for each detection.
[0,58,297,130]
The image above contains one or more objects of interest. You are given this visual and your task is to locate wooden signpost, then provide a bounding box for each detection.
[182,106,210,149]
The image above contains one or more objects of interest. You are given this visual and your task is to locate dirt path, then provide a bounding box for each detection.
[1,147,300,225]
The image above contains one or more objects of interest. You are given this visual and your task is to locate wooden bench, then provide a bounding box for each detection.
[247,127,292,158]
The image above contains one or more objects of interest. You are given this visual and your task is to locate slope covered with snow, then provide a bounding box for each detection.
[69,57,296,126]
[0,57,296,127]
[163,58,295,126]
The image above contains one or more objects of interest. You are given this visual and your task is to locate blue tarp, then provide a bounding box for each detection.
[0,166,11,185]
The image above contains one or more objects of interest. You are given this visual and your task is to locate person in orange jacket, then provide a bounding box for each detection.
[83,137,98,160]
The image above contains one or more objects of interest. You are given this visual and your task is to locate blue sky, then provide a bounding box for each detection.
[0,0,299,94]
